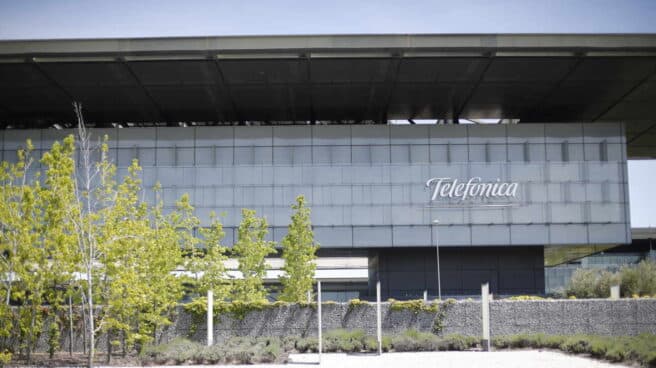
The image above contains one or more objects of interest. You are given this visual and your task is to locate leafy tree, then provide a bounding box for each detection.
[0,140,44,361]
[232,209,276,303]
[190,211,231,301]
[0,135,79,362]
[278,195,319,303]
[99,165,185,361]
[69,104,184,366]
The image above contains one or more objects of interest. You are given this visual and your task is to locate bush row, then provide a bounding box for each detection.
[493,333,656,367]
[140,330,479,364]
[140,337,285,365]
[566,259,656,298]
[141,331,656,367]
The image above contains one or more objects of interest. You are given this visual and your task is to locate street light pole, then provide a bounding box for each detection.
[433,219,442,300]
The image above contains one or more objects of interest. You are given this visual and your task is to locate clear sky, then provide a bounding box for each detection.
[1,0,656,39]
[0,0,654,227]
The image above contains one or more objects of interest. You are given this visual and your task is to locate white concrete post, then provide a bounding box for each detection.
[207,290,214,346]
[317,280,322,364]
[610,285,620,299]
[423,290,428,302]
[481,282,490,352]
[376,280,382,355]
[307,290,311,304]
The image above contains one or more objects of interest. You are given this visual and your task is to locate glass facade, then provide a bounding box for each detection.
[0,122,630,248]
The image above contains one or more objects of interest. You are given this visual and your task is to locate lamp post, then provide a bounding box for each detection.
[433,219,442,300]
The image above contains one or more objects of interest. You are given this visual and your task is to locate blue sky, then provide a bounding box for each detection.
[0,0,654,227]
[0,0,655,39]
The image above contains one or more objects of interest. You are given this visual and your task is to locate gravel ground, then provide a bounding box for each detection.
[102,350,634,368]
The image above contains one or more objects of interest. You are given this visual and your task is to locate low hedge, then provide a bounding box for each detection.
[140,329,479,364]
[141,332,656,367]
[493,333,656,367]
[140,337,284,365]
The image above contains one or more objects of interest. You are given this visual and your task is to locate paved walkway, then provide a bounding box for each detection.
[284,351,632,368]
[111,351,632,368]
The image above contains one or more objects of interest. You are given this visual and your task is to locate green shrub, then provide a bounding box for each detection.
[493,333,656,367]
[390,334,416,352]
[621,260,656,297]
[141,338,200,364]
[295,337,318,353]
[390,329,441,352]
[414,334,440,351]
[494,334,566,351]
[587,336,612,358]
[202,345,225,364]
[225,348,254,364]
[537,334,566,349]
[323,329,366,352]
[566,268,621,299]
[492,336,511,349]
[604,346,626,362]
[260,341,281,363]
[363,336,378,351]
[566,260,656,299]
[382,336,393,352]
[559,335,592,354]
[140,336,288,365]
[442,334,478,350]
[281,335,300,351]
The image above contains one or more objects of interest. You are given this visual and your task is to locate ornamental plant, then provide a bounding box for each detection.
[278,195,319,303]
[232,209,276,303]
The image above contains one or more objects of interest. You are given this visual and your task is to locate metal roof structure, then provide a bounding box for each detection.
[0,34,655,157]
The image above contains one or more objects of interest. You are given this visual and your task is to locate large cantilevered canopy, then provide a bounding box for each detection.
[0,34,655,157]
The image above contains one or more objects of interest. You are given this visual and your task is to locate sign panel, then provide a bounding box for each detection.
[426,177,519,204]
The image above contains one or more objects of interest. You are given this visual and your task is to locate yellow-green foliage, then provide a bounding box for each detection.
[506,295,547,301]
[0,351,11,366]
[347,298,369,310]
[232,209,276,303]
[184,298,292,322]
[47,321,60,359]
[386,299,454,334]
[389,299,439,314]
[189,211,231,300]
[278,195,319,303]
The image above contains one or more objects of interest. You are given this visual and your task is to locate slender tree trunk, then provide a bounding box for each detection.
[106,329,111,364]
[82,302,86,355]
[27,305,35,364]
[68,295,73,356]
[4,278,10,305]
[121,330,126,357]
[87,263,94,368]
